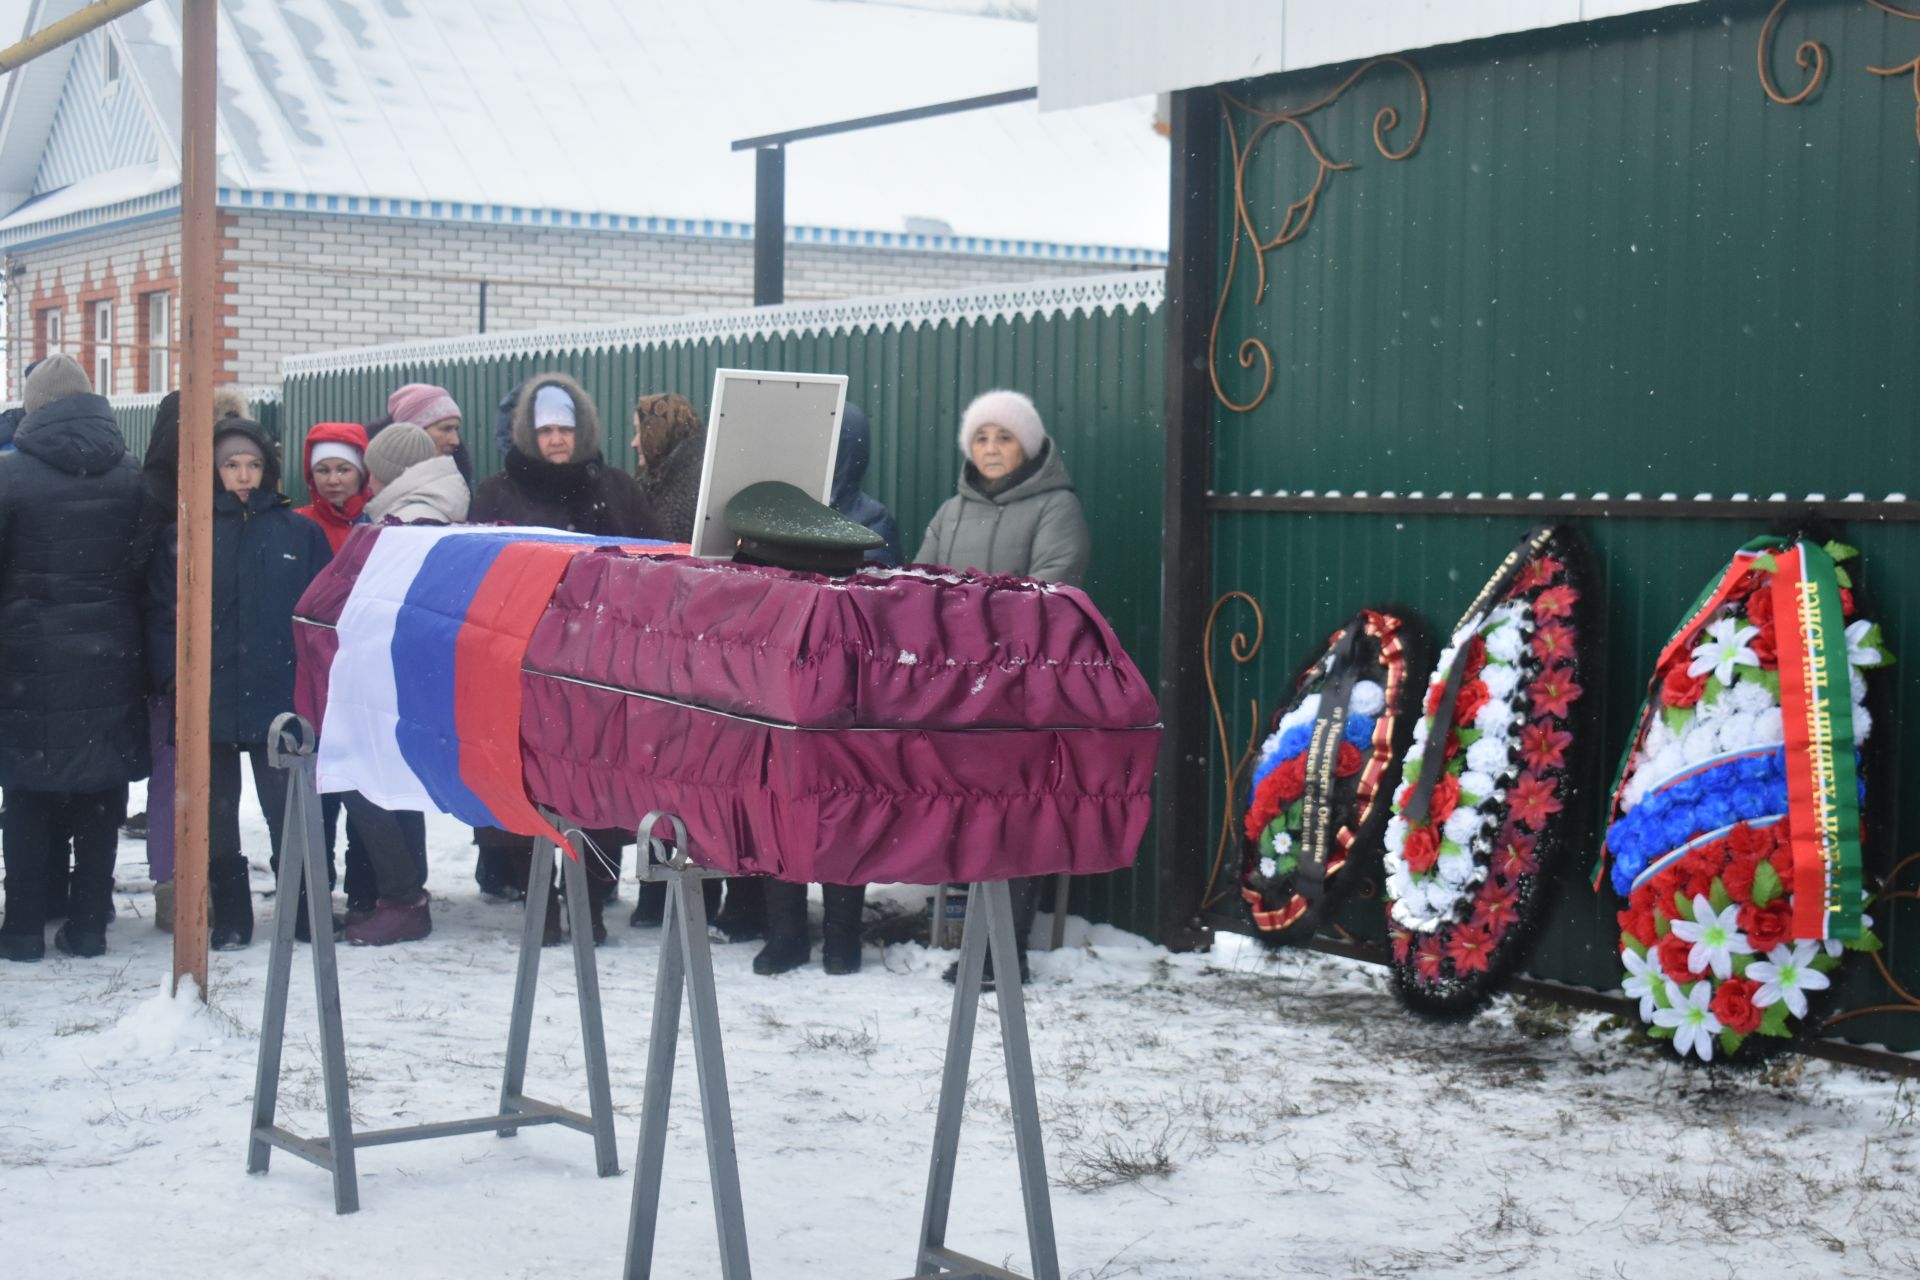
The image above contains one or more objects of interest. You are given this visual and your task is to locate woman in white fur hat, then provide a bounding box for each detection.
[914,388,1090,586]
[915,388,1092,989]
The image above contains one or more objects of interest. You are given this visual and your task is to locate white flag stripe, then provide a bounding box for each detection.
[316,526,466,804]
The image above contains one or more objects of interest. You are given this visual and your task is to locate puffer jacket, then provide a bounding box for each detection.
[366,454,470,525]
[0,392,156,789]
[147,418,333,743]
[470,373,646,536]
[830,404,903,566]
[293,421,371,552]
[914,440,1090,586]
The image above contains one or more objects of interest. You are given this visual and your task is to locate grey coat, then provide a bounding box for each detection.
[367,455,470,525]
[914,442,1090,587]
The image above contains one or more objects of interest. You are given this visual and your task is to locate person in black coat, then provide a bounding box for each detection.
[0,355,158,961]
[753,404,906,976]
[630,391,706,542]
[470,373,643,942]
[150,416,332,949]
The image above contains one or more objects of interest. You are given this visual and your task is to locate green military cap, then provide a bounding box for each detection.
[726,480,883,575]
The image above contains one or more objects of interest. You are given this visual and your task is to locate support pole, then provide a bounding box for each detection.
[1155,87,1221,953]
[752,145,785,306]
[172,0,218,998]
[0,0,156,75]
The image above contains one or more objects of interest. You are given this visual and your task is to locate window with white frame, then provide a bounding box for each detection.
[93,300,113,395]
[145,290,170,391]
[41,308,62,357]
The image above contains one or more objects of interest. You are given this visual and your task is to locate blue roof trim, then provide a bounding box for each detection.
[0,184,1168,265]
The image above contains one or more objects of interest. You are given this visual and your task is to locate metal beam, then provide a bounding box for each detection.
[730,86,1037,152]
[1155,88,1220,953]
[752,146,785,306]
[0,0,156,75]
[172,0,217,998]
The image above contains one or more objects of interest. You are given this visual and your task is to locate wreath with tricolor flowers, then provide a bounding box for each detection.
[1240,609,1425,945]
[1384,526,1589,1017]
[1602,536,1891,1063]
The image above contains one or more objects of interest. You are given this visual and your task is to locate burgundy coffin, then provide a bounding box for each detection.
[294,531,1160,884]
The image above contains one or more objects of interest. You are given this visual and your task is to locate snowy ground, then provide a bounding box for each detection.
[5,779,1920,1279]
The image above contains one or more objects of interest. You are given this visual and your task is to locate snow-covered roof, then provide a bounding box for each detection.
[1038,0,1698,110]
[0,0,1168,258]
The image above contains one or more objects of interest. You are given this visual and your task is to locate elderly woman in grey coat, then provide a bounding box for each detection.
[915,388,1090,986]
[915,388,1089,587]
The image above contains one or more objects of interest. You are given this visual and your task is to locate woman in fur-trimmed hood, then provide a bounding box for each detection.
[470,372,645,536]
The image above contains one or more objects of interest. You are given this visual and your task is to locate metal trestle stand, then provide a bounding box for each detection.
[621,813,1060,1280]
[246,713,619,1214]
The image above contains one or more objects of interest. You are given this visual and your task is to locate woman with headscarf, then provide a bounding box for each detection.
[630,391,706,542]
[470,374,644,942]
[915,389,1090,986]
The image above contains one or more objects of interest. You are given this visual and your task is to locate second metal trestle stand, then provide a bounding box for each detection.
[904,878,1060,1280]
[620,814,1060,1280]
[246,713,620,1214]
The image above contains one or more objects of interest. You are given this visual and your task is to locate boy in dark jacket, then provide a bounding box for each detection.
[0,355,157,961]
[151,417,333,949]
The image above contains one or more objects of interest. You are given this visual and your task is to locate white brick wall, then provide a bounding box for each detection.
[8,210,1147,388]
[5,220,180,395]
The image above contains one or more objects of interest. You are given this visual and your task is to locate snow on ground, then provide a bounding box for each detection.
[5,777,1920,1279]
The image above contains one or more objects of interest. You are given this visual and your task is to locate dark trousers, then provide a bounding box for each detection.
[1,786,127,935]
[210,743,289,875]
[337,794,427,901]
[476,826,626,902]
[321,793,380,905]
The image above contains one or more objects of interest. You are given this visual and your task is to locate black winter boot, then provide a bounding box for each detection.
[630,879,665,928]
[209,856,254,951]
[0,931,44,963]
[821,884,865,975]
[753,881,810,975]
[711,877,766,942]
[53,923,106,958]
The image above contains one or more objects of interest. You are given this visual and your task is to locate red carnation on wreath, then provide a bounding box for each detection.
[1657,931,1700,983]
[1403,823,1441,874]
[1709,976,1765,1036]
[1660,661,1709,709]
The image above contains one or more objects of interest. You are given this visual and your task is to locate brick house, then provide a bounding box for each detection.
[0,0,1166,393]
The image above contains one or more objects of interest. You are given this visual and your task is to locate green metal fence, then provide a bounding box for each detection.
[280,274,1170,936]
[1201,0,1920,1047]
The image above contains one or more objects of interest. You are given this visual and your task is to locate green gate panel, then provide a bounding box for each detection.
[1205,0,1920,1046]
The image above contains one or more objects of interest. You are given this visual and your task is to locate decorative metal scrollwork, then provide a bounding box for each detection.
[1759,0,1829,104]
[1210,58,1429,414]
[1201,590,1265,908]
[1760,0,1920,147]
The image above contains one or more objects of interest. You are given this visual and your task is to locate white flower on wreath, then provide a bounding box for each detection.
[1459,769,1497,802]
[1851,667,1868,705]
[1754,707,1784,748]
[1621,947,1662,1021]
[1728,679,1777,715]
[1855,703,1873,745]
[1689,617,1761,686]
[1410,715,1431,749]
[1383,815,1408,855]
[1485,621,1527,666]
[1258,856,1279,879]
[1681,723,1720,766]
[1481,662,1522,704]
[1272,830,1293,858]
[1465,735,1510,778]
[1670,895,1752,980]
[1846,618,1883,670]
[1386,867,1415,904]
[1349,680,1386,718]
[1474,698,1516,740]
[1652,979,1723,1062]
[1436,847,1477,888]
[1443,806,1484,847]
[1277,694,1322,737]
[1749,942,1831,1019]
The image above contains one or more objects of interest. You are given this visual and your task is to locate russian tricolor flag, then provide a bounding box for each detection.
[316,526,672,850]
